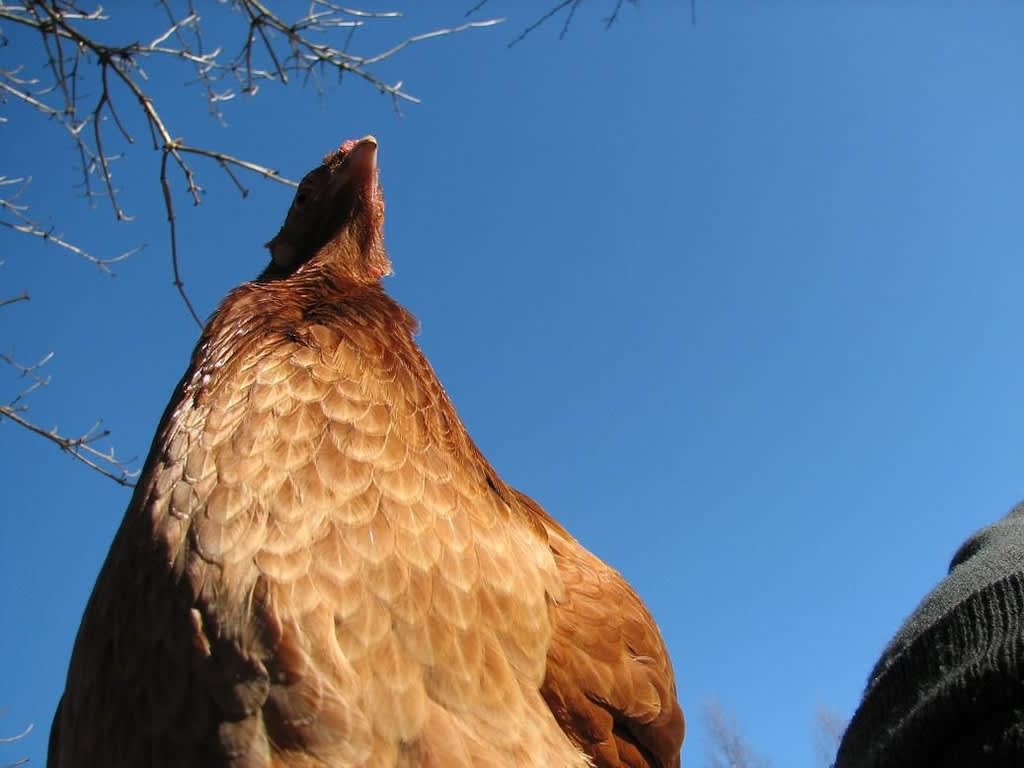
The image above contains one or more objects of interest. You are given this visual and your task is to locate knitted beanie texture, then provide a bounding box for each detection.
[836,504,1024,768]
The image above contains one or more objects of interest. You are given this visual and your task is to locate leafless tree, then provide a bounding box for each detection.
[814,704,847,768]
[703,699,773,768]
[0,0,502,484]
[702,698,849,768]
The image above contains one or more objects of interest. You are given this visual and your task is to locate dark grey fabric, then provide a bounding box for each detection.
[836,503,1024,768]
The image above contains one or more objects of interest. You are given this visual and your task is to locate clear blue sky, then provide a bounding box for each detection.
[2,3,1023,766]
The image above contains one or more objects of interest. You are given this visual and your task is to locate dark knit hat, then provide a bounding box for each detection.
[835,503,1024,768]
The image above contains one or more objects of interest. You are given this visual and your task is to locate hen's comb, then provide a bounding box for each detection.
[323,138,359,168]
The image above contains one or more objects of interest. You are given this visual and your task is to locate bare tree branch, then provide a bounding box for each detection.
[0,314,139,486]
[0,707,32,768]
[0,722,32,746]
[0,724,31,749]
[0,292,29,308]
[1,348,53,406]
[159,149,202,328]
[0,1,502,481]
[467,0,663,46]
[0,177,142,274]
[0,281,138,485]
[358,18,501,66]
[0,404,138,486]
[1,0,502,323]
[508,0,579,46]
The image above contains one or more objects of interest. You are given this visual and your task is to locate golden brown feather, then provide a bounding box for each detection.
[49,136,683,768]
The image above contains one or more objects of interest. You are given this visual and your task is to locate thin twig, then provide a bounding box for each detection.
[0,292,29,308]
[1,348,54,406]
[358,18,504,66]
[175,144,296,187]
[0,716,31,768]
[602,0,626,29]
[0,405,137,486]
[508,0,576,47]
[0,722,32,745]
[159,150,202,328]
[0,284,138,484]
[489,0,645,46]
[0,178,141,272]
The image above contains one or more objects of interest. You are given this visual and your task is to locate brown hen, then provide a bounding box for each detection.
[48,136,684,768]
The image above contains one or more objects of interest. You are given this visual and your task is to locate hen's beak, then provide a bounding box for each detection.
[350,135,378,170]
[331,135,378,197]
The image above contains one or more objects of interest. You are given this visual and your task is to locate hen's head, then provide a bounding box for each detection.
[264,136,388,282]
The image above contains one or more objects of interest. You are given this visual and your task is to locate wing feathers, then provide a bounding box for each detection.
[510,490,685,768]
[51,274,680,767]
